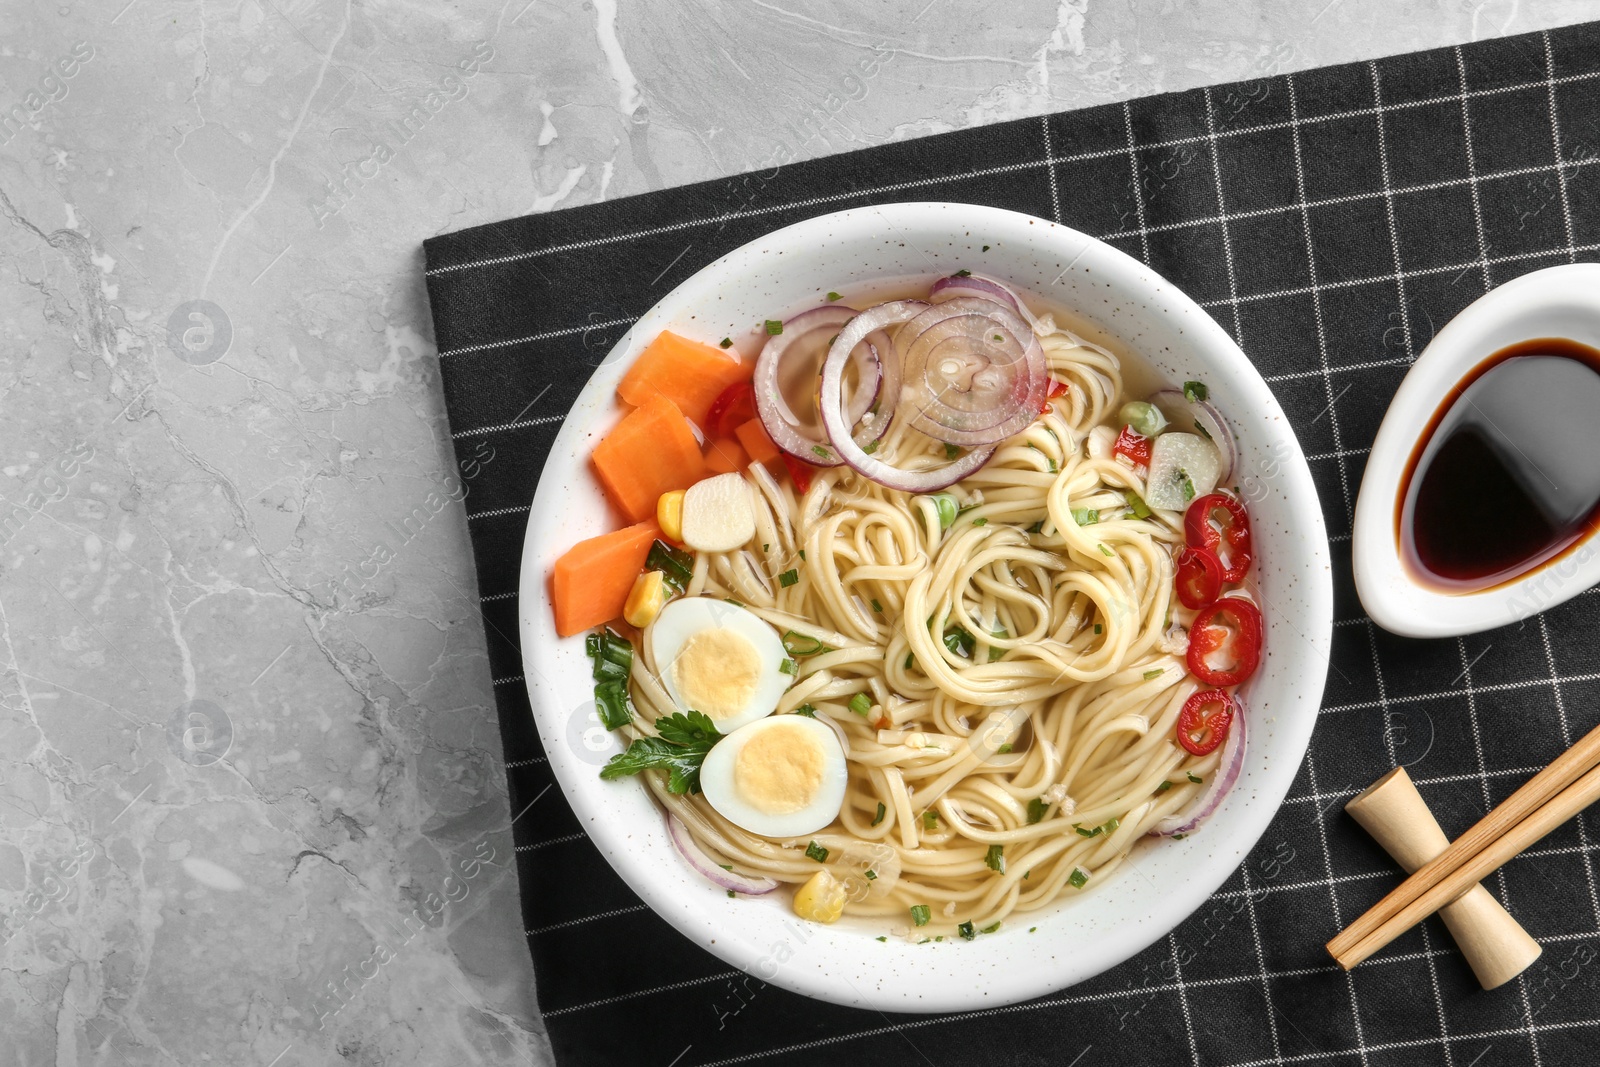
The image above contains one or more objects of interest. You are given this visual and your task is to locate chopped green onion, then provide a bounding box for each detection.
[1173,832,1187,840]
[728,889,735,897]
[848,693,872,717]
[910,904,931,927]
[1026,519,1046,534]
[923,811,938,830]
[980,921,1002,934]
[1068,867,1089,889]
[1102,817,1121,835]
[944,442,961,460]
[996,742,1014,753]
[1098,544,1114,557]
[782,630,825,656]
[1179,471,1197,502]
[958,921,976,941]
[871,802,887,826]
[1027,797,1049,824]
[870,598,883,613]
[984,844,1005,873]
[826,291,842,302]
[797,549,806,560]
[765,319,783,335]
[804,840,829,863]
[1094,623,1103,635]
[719,337,733,349]
[904,651,916,671]
[1194,419,1213,441]
[723,597,743,606]
[1071,507,1099,526]
[1074,824,1101,838]
[982,245,990,251]
[1156,780,1173,794]
[876,935,887,942]
[811,444,831,460]
[1187,771,1203,784]
[1143,668,1165,680]
[794,704,817,718]
[865,869,877,881]
[645,540,694,594]
[1119,400,1167,437]
[955,269,972,277]
[943,625,976,658]
[778,569,799,587]
[988,628,1008,663]
[971,516,988,527]
[593,679,631,730]
[1183,380,1209,403]
[863,440,878,455]
[778,658,797,676]
[1126,492,1153,519]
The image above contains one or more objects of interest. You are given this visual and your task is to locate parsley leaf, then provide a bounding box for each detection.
[793,704,817,718]
[600,711,723,794]
[958,921,976,941]
[1026,797,1049,824]
[984,844,1005,874]
[645,540,694,594]
[1183,380,1209,403]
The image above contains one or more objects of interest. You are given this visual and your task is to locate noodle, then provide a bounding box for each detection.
[616,322,1225,935]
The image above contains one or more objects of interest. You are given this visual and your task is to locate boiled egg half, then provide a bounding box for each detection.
[700,714,848,838]
[648,597,790,733]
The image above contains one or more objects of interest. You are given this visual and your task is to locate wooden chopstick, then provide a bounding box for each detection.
[1328,719,1600,969]
[1332,761,1600,969]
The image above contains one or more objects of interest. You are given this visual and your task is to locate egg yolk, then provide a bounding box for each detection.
[733,721,826,815]
[671,627,761,721]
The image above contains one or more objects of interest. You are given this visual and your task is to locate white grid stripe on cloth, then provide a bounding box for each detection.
[1543,30,1580,263]
[1367,62,1416,365]
[1121,100,1152,264]
[1168,933,1205,1067]
[1454,47,1494,291]
[1537,615,1600,930]
[1041,113,1062,223]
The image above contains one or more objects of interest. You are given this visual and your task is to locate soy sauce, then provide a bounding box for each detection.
[1399,338,1600,591]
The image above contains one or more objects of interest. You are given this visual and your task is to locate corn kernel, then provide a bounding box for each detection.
[623,570,669,628]
[792,868,847,924]
[657,490,686,543]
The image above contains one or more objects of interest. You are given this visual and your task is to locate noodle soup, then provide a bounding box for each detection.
[553,273,1262,940]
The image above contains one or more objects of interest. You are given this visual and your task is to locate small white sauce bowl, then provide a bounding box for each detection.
[1353,263,1600,638]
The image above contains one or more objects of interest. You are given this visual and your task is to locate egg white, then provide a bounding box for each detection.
[648,597,790,733]
[699,714,848,838]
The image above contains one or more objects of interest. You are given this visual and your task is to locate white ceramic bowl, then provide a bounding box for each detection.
[1354,263,1600,638]
[518,202,1332,1011]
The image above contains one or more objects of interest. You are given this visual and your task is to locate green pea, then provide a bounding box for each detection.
[1118,400,1167,437]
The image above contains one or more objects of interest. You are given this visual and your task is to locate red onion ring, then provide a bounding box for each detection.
[930,272,1045,334]
[818,301,997,492]
[896,297,1047,445]
[1151,388,1238,483]
[665,813,779,895]
[754,306,890,465]
[1150,694,1247,837]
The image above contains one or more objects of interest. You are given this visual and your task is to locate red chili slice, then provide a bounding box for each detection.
[1040,377,1070,414]
[781,453,815,494]
[1186,597,1262,687]
[1113,425,1151,468]
[1184,493,1253,583]
[1175,546,1224,610]
[705,382,759,440]
[1176,689,1236,756]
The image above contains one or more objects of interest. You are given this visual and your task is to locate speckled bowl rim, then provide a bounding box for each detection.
[518,202,1332,1012]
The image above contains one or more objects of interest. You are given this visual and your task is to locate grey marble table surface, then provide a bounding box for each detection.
[0,1,1593,1064]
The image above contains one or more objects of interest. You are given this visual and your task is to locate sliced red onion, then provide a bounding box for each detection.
[818,301,997,492]
[897,297,1047,446]
[1151,696,1247,837]
[1151,388,1238,484]
[665,813,779,895]
[930,272,1045,334]
[755,306,890,466]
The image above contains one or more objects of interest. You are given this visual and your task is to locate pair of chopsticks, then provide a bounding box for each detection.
[1328,720,1600,970]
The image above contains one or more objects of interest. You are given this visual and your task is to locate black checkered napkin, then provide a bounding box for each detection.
[423,21,1600,1066]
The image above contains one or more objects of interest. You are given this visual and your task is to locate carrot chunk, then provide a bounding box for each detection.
[617,332,752,427]
[550,520,661,637]
[704,437,748,475]
[734,417,782,465]
[592,394,707,522]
